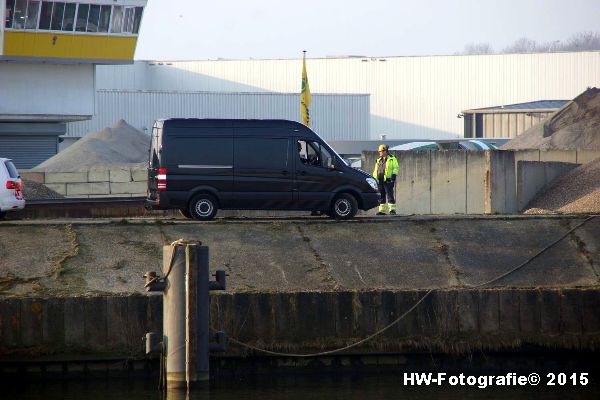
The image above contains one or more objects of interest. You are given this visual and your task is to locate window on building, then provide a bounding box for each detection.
[5,0,15,28]
[61,2,75,31]
[38,1,52,30]
[133,6,143,33]
[50,1,64,30]
[98,5,110,32]
[122,6,134,33]
[75,3,88,31]
[110,5,122,32]
[11,0,26,29]
[24,0,40,29]
[86,4,100,32]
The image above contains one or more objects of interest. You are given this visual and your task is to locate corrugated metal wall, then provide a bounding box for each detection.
[464,111,554,138]
[0,136,58,169]
[66,90,370,141]
[96,52,600,140]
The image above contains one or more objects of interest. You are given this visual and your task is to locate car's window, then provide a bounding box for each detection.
[297,140,333,168]
[235,138,289,170]
[4,161,19,178]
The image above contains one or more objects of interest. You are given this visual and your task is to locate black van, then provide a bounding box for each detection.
[145,119,379,220]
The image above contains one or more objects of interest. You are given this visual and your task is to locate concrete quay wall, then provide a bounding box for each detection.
[1,289,599,361]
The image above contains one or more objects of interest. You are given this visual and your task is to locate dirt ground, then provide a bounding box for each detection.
[0,216,598,298]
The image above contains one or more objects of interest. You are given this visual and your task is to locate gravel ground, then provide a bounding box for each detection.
[22,180,64,200]
[525,158,600,214]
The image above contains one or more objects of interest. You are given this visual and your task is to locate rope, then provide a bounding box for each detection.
[144,239,186,288]
[226,215,598,357]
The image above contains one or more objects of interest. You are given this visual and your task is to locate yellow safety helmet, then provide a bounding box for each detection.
[378,144,388,152]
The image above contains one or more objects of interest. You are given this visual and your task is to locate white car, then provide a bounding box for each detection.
[0,158,25,218]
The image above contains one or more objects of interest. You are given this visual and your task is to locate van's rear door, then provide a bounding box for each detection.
[147,125,162,200]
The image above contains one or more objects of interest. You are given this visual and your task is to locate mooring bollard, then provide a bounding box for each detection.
[143,240,227,391]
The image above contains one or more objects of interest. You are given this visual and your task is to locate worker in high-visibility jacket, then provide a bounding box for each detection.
[372,144,399,215]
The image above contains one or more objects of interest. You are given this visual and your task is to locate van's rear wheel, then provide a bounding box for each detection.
[189,194,218,221]
[329,193,358,220]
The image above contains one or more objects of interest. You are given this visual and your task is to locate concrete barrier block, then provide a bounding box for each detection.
[110,182,147,194]
[560,289,583,335]
[517,161,577,211]
[20,298,43,347]
[540,150,577,163]
[64,298,85,348]
[42,298,65,348]
[466,152,486,214]
[499,290,520,334]
[540,290,560,334]
[20,171,45,184]
[131,169,148,182]
[478,291,500,334]
[45,183,67,195]
[431,151,467,214]
[0,298,21,347]
[67,182,110,196]
[88,169,109,182]
[489,151,517,213]
[457,290,478,334]
[395,151,431,215]
[45,172,88,184]
[109,168,132,183]
[519,290,541,334]
[582,289,600,334]
[84,297,107,351]
[576,150,600,164]
[64,194,89,198]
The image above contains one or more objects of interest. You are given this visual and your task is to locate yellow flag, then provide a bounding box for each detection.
[300,53,312,126]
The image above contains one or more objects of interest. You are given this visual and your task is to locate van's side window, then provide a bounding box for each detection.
[235,138,289,169]
[167,137,233,167]
[297,140,333,168]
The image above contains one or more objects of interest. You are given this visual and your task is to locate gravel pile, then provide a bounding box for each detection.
[525,157,600,214]
[34,120,150,171]
[22,180,64,200]
[502,87,600,150]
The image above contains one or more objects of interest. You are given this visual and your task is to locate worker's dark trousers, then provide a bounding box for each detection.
[378,180,396,212]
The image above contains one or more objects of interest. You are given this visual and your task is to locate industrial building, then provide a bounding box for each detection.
[94,51,600,141]
[0,0,147,168]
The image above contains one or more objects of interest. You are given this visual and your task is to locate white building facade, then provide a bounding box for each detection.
[95,52,600,140]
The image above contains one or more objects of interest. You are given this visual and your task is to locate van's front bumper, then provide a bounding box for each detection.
[361,192,380,210]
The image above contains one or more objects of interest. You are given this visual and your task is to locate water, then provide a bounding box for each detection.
[5,374,599,400]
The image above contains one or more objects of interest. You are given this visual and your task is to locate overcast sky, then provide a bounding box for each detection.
[135,0,600,60]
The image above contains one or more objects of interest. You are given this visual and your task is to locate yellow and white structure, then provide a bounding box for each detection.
[0,0,147,168]
[1,0,146,63]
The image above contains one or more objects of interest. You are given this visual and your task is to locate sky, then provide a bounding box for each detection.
[135,0,600,60]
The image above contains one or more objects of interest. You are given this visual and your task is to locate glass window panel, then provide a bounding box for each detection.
[5,0,15,28]
[75,3,88,31]
[38,1,52,30]
[50,1,64,30]
[12,0,27,29]
[61,2,75,31]
[123,7,133,33]
[24,0,40,29]
[110,5,122,32]
[86,4,99,32]
[132,6,143,33]
[98,4,110,32]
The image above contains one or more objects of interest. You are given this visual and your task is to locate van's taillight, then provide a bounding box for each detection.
[157,168,167,191]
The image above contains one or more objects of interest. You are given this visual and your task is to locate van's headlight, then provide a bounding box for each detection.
[366,177,378,191]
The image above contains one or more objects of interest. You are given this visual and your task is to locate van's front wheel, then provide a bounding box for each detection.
[329,193,358,220]
[189,194,218,221]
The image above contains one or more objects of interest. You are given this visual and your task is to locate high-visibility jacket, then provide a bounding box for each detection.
[373,154,399,181]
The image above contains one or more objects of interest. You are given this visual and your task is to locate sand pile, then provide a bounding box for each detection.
[502,88,600,150]
[525,157,600,214]
[34,120,150,172]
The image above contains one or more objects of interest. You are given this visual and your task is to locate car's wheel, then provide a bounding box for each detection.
[179,208,192,219]
[329,193,358,220]
[188,194,218,221]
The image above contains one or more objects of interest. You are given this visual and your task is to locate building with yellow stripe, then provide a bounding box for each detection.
[0,0,147,167]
